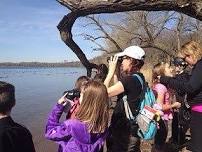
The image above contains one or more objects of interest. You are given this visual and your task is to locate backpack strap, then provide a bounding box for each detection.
[123,95,135,120]
[123,74,144,120]
[133,74,144,90]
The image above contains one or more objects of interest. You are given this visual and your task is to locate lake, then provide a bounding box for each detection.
[0,67,86,152]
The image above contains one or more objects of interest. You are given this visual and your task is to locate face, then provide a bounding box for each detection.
[184,54,197,66]
[164,63,174,77]
[120,56,132,72]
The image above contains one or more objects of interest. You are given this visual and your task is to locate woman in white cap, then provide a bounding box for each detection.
[104,46,145,152]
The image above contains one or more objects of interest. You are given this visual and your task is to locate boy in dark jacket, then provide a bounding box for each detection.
[0,81,35,152]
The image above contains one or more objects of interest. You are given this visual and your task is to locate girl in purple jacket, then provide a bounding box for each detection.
[45,80,109,152]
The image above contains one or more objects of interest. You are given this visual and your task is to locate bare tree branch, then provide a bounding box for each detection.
[57,0,202,75]
[142,44,173,57]
[85,16,123,52]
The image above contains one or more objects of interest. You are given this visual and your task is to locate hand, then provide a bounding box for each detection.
[58,93,74,106]
[108,55,119,76]
[171,102,181,109]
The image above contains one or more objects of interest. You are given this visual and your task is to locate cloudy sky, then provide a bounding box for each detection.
[0,0,103,62]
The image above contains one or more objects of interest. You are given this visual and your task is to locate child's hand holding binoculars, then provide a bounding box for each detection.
[58,93,74,106]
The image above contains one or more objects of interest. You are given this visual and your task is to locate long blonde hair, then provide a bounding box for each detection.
[76,80,109,133]
[180,41,202,61]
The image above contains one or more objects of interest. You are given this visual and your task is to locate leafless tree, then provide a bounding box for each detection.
[80,15,123,54]
[57,0,202,76]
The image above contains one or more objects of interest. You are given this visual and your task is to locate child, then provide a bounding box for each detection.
[0,81,35,152]
[65,76,89,119]
[45,80,109,152]
[152,62,181,151]
[94,64,108,82]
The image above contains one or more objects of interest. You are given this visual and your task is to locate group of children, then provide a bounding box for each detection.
[0,40,202,152]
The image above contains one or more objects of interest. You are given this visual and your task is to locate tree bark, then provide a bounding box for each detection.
[57,0,202,76]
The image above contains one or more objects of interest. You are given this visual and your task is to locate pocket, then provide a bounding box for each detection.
[136,113,151,132]
[130,120,138,136]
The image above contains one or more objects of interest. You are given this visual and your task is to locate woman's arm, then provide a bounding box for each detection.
[160,61,202,94]
[107,81,124,97]
[104,56,125,98]
[104,56,118,88]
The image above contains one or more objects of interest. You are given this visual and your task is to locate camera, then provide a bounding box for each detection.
[172,57,188,68]
[63,89,80,100]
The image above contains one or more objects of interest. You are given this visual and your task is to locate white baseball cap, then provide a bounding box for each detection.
[116,45,145,60]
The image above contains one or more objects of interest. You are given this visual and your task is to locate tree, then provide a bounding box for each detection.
[81,15,123,54]
[57,0,202,76]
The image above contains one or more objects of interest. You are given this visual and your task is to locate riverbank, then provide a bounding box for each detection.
[0,61,82,68]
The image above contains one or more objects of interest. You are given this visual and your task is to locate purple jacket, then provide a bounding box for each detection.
[45,104,108,152]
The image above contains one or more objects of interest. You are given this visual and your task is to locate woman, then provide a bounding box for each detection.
[45,80,109,152]
[159,41,202,152]
[104,45,145,152]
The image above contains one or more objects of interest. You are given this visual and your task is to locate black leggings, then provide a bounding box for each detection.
[107,116,140,152]
[190,111,202,152]
[172,111,190,145]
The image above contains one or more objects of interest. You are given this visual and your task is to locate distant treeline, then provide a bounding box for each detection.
[0,62,82,67]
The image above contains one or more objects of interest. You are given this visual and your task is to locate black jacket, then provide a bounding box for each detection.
[160,59,202,106]
[174,71,190,102]
[0,116,35,152]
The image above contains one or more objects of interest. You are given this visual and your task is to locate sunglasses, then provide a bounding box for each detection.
[122,56,131,60]
[107,56,124,62]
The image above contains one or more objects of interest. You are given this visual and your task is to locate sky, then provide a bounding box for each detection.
[0,0,104,63]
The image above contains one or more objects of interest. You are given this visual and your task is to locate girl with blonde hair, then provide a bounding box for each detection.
[45,80,109,152]
[159,41,202,152]
[152,62,181,151]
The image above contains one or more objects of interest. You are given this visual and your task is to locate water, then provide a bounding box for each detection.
[0,67,86,152]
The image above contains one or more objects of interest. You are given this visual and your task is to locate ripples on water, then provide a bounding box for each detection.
[0,67,86,152]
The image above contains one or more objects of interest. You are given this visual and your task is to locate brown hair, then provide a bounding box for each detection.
[152,62,167,84]
[124,58,144,75]
[74,76,89,91]
[94,64,109,82]
[180,41,202,61]
[0,81,15,114]
[76,80,109,133]
[130,59,144,72]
